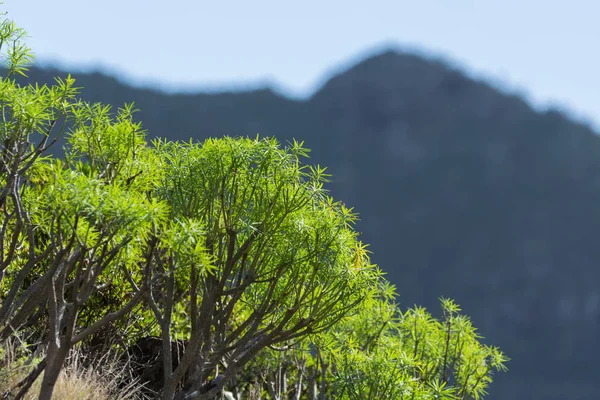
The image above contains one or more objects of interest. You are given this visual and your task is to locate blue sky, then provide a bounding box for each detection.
[6,0,600,128]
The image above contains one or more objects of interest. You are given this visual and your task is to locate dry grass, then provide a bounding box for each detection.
[1,341,154,400]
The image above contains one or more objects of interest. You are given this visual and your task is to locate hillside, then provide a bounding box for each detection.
[20,50,600,399]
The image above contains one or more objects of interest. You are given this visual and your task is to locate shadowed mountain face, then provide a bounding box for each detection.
[20,50,600,399]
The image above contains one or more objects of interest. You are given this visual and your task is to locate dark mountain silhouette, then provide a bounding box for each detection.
[19,49,600,399]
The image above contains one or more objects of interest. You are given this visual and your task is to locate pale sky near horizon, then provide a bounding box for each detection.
[6,0,600,129]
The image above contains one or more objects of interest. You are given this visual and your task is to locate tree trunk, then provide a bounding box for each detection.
[37,343,69,400]
[308,372,318,400]
[162,373,179,400]
[318,356,327,400]
[292,359,306,400]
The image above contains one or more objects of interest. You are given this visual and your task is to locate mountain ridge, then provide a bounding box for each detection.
[38,46,598,128]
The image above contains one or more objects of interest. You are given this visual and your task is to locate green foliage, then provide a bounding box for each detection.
[329,295,508,399]
[0,17,33,77]
[150,135,379,331]
[237,286,508,399]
